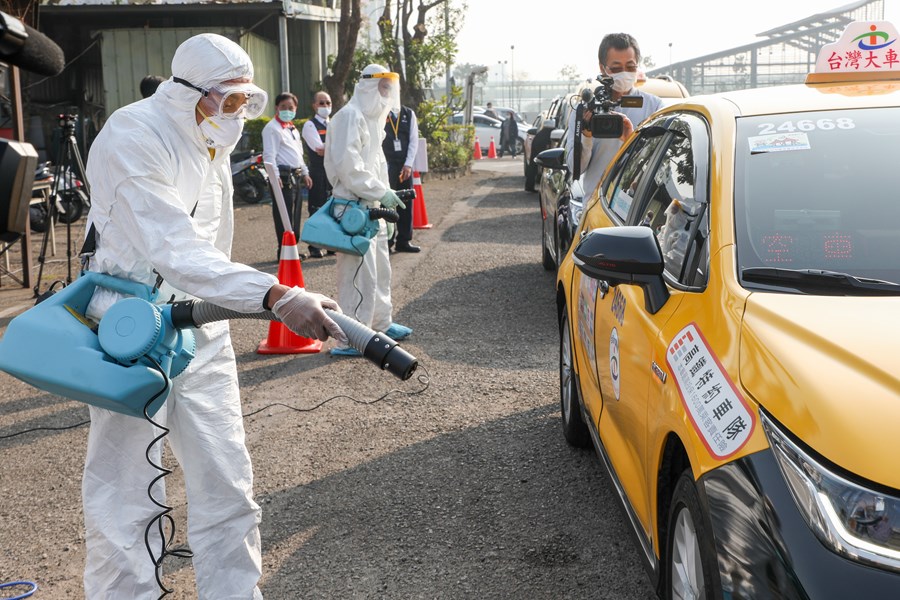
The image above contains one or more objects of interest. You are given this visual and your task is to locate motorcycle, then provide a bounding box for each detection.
[231,149,270,204]
[30,162,90,233]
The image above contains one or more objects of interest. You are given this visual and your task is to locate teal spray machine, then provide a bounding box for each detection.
[0,272,417,418]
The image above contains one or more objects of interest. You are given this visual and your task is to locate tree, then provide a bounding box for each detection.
[559,64,581,86]
[453,62,488,87]
[642,55,656,70]
[323,0,363,112]
[375,0,465,109]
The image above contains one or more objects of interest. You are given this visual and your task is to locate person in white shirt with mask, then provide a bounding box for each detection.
[566,32,663,201]
[262,92,313,259]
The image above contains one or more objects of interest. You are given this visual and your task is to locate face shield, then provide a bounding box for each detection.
[363,71,400,114]
[174,77,268,120]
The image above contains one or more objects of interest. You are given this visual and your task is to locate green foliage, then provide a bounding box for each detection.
[418,87,472,170]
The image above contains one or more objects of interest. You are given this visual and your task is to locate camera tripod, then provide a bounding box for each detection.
[34,113,91,298]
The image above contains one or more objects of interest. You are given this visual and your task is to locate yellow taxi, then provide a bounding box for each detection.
[556,21,900,598]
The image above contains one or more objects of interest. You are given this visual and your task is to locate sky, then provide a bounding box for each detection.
[451,0,900,82]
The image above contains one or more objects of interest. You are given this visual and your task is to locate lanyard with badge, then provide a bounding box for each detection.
[388,111,402,152]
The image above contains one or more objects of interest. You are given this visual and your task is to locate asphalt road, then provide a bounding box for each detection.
[0,158,657,599]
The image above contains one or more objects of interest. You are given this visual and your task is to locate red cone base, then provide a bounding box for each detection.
[258,231,323,354]
[412,171,432,229]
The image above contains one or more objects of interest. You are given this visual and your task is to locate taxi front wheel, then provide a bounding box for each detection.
[559,310,590,447]
[666,471,719,600]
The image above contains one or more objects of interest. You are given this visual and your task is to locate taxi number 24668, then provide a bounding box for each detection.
[757,118,855,134]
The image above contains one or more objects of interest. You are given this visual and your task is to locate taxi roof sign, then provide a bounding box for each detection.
[807,21,900,84]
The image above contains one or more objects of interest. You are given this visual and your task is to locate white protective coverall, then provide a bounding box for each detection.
[324,65,398,340]
[81,34,276,599]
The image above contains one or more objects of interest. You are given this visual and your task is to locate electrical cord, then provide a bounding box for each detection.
[0,367,431,439]
[243,365,429,418]
[142,360,191,599]
[0,581,38,599]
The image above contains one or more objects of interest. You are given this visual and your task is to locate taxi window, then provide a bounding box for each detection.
[637,115,710,286]
[735,108,900,288]
[604,132,666,222]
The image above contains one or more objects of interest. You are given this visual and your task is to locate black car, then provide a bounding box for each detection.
[534,131,583,271]
[523,93,580,192]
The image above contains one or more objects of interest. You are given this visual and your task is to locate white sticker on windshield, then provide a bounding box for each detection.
[666,323,755,459]
[749,132,811,153]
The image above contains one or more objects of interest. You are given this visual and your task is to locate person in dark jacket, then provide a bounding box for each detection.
[301,90,333,257]
[382,105,420,252]
[498,111,519,158]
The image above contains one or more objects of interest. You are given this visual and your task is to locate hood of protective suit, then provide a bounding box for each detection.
[348,64,397,120]
[151,34,255,151]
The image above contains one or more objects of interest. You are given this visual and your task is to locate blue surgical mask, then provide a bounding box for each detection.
[278,110,296,122]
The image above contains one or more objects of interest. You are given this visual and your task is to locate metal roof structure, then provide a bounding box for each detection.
[646,0,884,95]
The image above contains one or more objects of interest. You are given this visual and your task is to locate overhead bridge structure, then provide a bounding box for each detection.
[647,0,885,94]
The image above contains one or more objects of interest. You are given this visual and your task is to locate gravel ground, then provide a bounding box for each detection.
[0,160,657,599]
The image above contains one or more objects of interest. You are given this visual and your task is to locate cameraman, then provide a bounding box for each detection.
[565,33,662,199]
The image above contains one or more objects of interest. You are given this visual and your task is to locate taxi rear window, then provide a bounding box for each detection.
[734,107,900,287]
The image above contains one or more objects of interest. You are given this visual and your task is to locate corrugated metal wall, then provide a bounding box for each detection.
[99,27,279,114]
[238,32,279,107]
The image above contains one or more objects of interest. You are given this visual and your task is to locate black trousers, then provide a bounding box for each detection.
[307,164,330,216]
[272,167,303,251]
[387,160,414,246]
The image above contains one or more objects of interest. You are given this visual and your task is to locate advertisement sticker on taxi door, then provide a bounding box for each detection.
[577,276,598,366]
[665,323,755,459]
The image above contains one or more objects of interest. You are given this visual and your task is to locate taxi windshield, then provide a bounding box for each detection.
[734,107,900,292]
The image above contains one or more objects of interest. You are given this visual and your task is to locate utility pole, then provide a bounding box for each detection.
[510,45,515,110]
[444,1,451,97]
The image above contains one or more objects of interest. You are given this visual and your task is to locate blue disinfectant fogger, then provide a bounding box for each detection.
[300,189,415,255]
[0,272,418,418]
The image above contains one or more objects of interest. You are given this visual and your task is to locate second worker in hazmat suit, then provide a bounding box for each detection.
[324,64,413,356]
[80,34,345,598]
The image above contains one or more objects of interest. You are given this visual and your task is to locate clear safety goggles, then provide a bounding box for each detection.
[175,77,268,120]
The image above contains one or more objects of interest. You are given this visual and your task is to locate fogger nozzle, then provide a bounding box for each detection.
[169,300,418,380]
[324,309,418,380]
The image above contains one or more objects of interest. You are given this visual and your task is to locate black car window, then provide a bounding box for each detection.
[641,114,710,287]
[604,132,666,223]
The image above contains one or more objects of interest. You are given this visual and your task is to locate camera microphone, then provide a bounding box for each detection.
[0,11,65,77]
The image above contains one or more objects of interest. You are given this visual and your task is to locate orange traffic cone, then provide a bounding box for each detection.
[412,171,432,229]
[258,231,323,354]
[473,138,482,159]
[487,136,497,159]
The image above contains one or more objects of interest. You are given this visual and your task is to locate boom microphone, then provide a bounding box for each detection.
[0,11,65,76]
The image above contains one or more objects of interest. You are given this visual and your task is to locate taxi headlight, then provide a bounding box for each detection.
[761,411,900,572]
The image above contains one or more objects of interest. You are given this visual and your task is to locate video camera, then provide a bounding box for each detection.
[579,75,644,138]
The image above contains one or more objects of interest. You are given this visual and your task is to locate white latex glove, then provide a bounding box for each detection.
[379,190,406,210]
[272,287,347,343]
[386,221,395,241]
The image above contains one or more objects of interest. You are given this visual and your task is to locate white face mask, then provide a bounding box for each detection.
[317,106,332,118]
[610,71,638,93]
[198,106,244,148]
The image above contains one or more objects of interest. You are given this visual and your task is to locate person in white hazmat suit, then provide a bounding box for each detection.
[80,34,345,598]
[324,64,413,356]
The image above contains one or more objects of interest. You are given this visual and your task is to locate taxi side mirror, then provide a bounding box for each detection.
[573,226,670,314]
[534,148,566,170]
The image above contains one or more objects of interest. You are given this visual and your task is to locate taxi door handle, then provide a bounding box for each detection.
[598,279,609,299]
